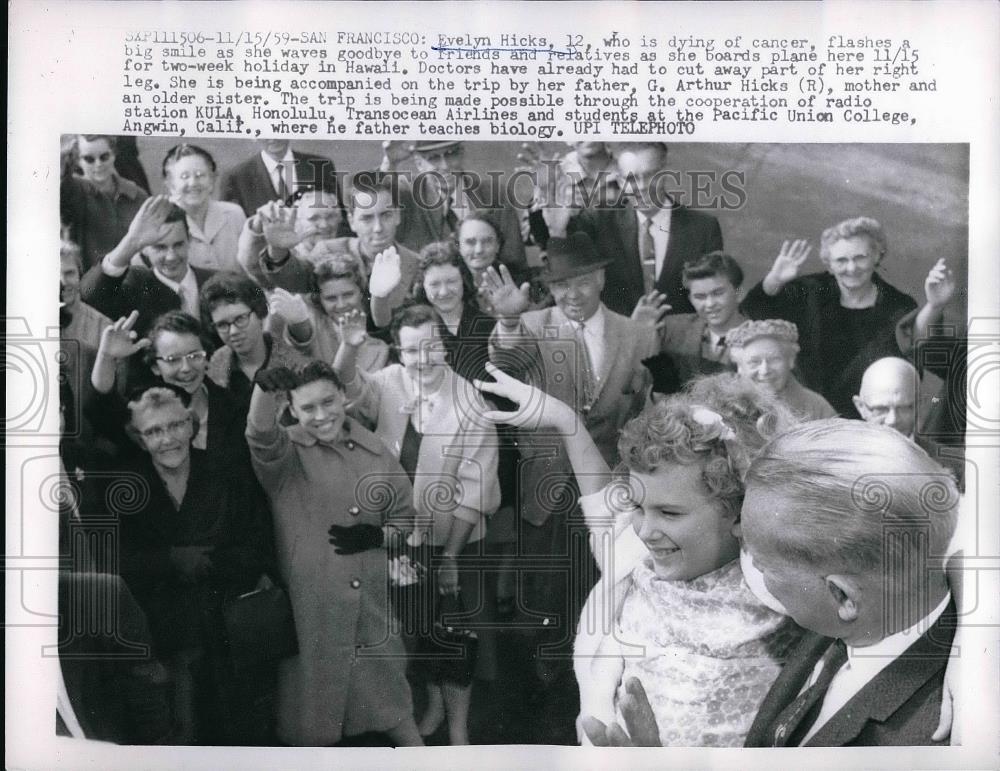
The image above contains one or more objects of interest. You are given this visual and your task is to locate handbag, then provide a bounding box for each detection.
[222,583,298,672]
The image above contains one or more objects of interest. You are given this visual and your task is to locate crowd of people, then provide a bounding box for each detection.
[57,136,965,748]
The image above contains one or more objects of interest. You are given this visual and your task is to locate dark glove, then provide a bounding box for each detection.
[641,353,682,396]
[328,523,384,555]
[253,366,299,392]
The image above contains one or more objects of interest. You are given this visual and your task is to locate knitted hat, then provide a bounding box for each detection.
[726,319,800,349]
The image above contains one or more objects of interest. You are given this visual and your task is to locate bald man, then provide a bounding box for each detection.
[852,357,919,438]
[853,357,964,488]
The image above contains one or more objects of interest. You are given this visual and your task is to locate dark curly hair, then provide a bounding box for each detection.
[310,255,366,315]
[144,311,213,368]
[388,303,444,346]
[292,360,344,392]
[411,240,478,308]
[681,251,744,289]
[200,270,269,321]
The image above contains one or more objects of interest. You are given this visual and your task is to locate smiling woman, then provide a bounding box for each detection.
[118,385,273,744]
[741,219,918,417]
[162,143,246,272]
[244,361,423,746]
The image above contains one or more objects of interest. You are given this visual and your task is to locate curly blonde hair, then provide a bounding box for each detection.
[617,374,800,518]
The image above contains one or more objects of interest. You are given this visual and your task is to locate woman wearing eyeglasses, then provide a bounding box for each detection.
[61,134,149,271]
[161,144,246,273]
[118,384,274,744]
[199,272,306,408]
[89,310,251,475]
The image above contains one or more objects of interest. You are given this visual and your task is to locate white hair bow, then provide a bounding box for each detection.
[690,406,737,441]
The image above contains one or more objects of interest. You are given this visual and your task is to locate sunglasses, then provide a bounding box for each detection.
[81,152,112,164]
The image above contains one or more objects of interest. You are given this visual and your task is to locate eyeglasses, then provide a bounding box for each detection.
[81,152,112,164]
[154,350,207,367]
[213,310,254,334]
[139,417,191,441]
[861,402,914,418]
[174,170,212,182]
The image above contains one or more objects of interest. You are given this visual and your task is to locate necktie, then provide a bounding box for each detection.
[274,162,289,201]
[176,285,189,314]
[444,196,459,234]
[574,322,597,411]
[771,639,849,747]
[713,335,727,362]
[640,218,656,293]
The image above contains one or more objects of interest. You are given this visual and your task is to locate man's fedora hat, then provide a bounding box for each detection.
[541,232,612,283]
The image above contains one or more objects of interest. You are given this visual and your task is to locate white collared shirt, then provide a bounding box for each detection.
[260,148,297,199]
[561,304,606,381]
[635,207,672,280]
[799,592,951,744]
[400,369,445,435]
[151,267,201,318]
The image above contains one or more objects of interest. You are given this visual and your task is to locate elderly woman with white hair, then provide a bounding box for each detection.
[740,217,919,418]
[117,385,274,744]
[727,319,837,421]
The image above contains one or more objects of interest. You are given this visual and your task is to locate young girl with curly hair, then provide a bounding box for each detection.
[476,368,803,746]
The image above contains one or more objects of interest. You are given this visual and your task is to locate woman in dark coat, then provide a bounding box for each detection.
[119,386,273,744]
[740,217,917,417]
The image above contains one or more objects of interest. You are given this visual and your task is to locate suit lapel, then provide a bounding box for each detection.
[422,179,444,241]
[191,266,215,291]
[662,204,688,269]
[684,316,706,355]
[745,631,831,746]
[806,603,955,746]
[252,154,279,197]
[293,152,318,190]
[616,206,642,288]
[199,203,226,242]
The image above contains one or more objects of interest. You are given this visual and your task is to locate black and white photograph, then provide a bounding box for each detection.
[7,2,999,770]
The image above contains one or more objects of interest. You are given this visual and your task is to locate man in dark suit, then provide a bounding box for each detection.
[584,419,959,748]
[379,140,528,272]
[221,139,342,216]
[80,196,215,336]
[739,419,959,747]
[565,142,723,317]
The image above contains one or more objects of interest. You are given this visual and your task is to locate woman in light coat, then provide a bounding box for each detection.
[336,303,500,745]
[245,361,422,746]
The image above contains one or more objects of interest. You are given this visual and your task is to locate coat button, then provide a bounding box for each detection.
[350,579,361,589]
[347,440,356,450]
[348,506,360,516]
